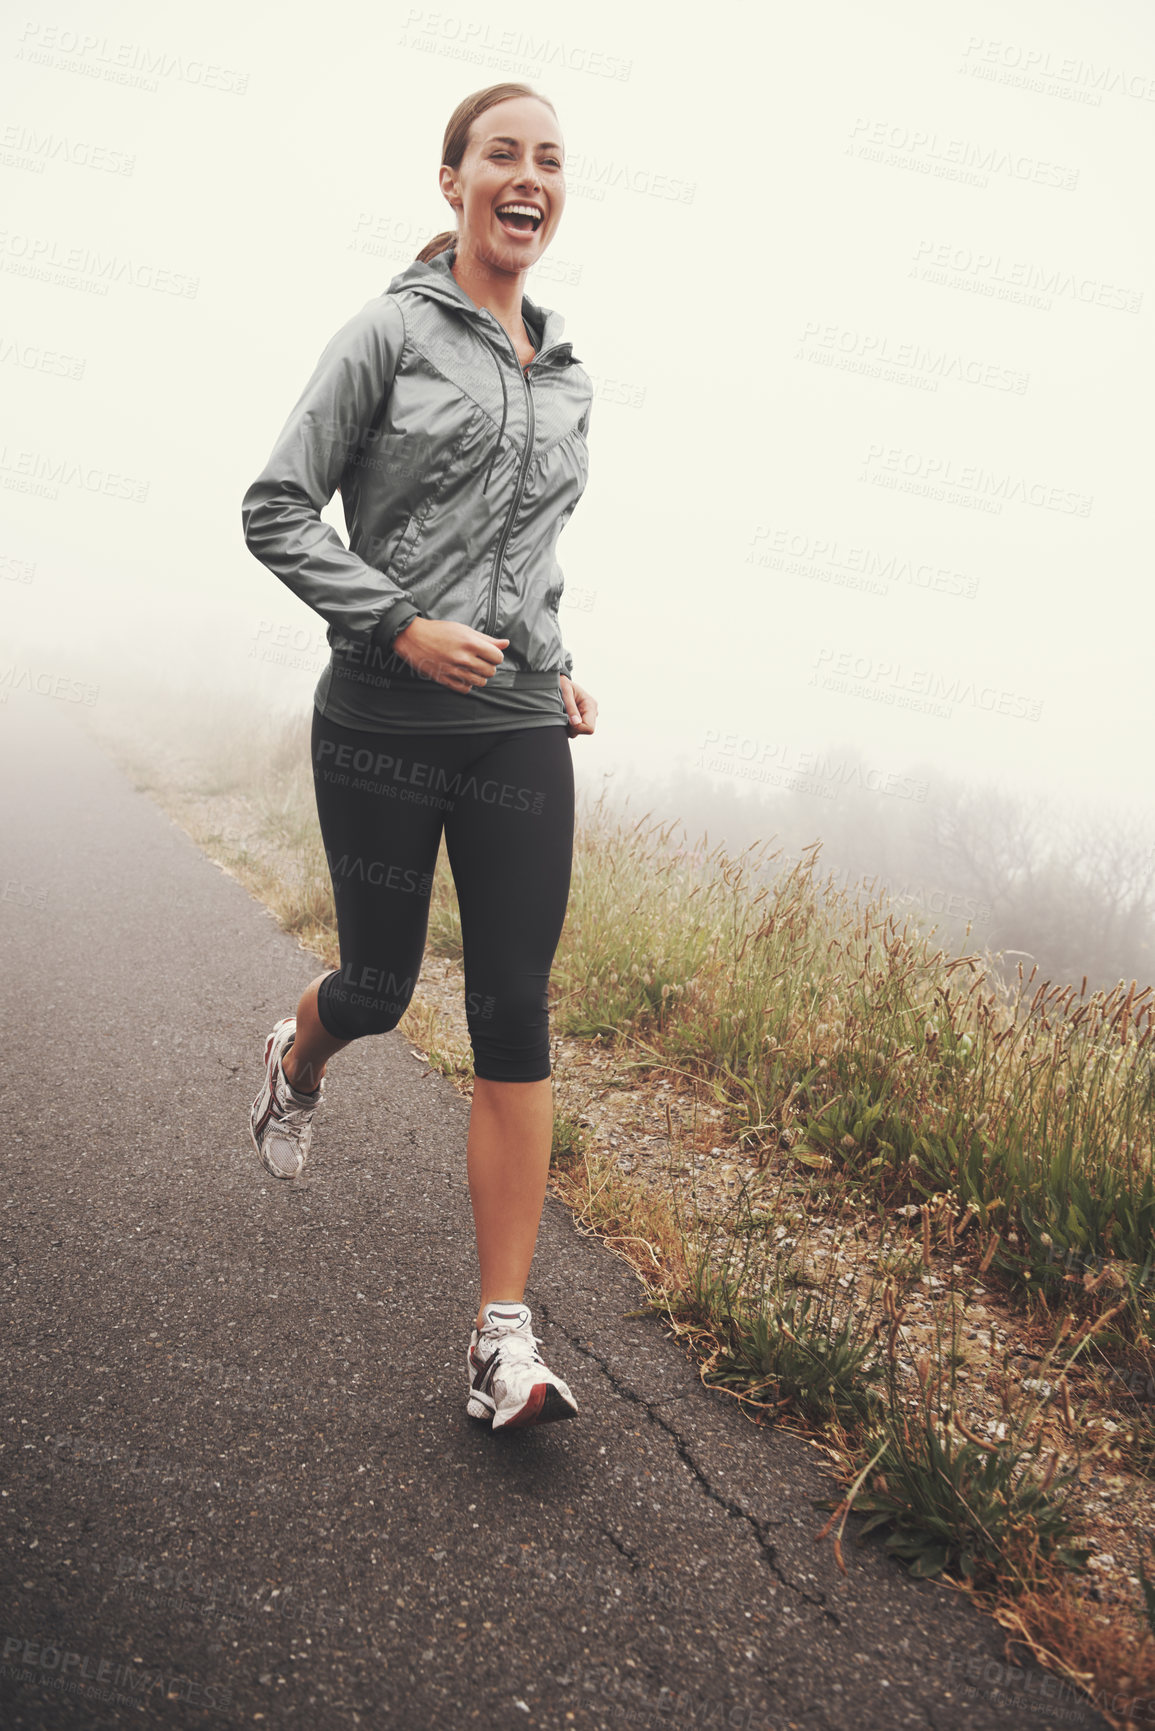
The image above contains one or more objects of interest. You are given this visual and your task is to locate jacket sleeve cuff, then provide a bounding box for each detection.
[371,600,421,657]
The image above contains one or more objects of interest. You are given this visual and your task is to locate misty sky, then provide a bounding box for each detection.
[2,0,1152,824]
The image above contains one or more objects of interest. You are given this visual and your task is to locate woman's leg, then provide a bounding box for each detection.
[441,725,576,1328]
[466,1076,555,1328]
[297,707,448,1075]
[281,973,350,1095]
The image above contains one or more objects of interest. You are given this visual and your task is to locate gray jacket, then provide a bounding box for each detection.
[240,242,592,684]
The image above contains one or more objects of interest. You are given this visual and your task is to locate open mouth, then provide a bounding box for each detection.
[495,203,543,236]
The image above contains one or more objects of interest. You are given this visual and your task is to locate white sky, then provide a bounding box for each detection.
[2,0,1152,824]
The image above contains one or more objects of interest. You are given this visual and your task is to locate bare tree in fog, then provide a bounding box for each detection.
[629,750,1155,994]
[921,780,1044,915]
[1065,808,1155,985]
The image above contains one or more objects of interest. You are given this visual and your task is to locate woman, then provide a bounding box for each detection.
[240,82,597,1430]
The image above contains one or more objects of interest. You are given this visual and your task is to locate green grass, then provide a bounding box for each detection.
[548,792,1155,1350]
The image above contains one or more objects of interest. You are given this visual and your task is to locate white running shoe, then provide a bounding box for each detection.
[466,1301,579,1429]
[249,1016,325,1181]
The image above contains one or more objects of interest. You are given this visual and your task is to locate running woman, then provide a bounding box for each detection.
[240,83,596,1430]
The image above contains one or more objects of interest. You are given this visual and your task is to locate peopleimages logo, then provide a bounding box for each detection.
[561,151,695,204]
[396,10,632,80]
[314,739,546,814]
[0,444,148,502]
[958,36,1155,104]
[1,1633,233,1711]
[15,22,250,94]
[911,238,1143,314]
[0,333,86,379]
[325,851,434,896]
[0,229,199,297]
[891,885,993,926]
[810,648,1044,723]
[847,116,1079,189]
[0,664,99,704]
[249,618,329,672]
[3,879,48,909]
[0,123,135,176]
[747,525,978,601]
[795,321,1028,395]
[860,443,1092,517]
[696,732,929,802]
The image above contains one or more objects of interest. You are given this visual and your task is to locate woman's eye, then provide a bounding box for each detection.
[491,151,562,168]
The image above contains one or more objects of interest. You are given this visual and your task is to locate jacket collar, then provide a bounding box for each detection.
[385,239,574,361]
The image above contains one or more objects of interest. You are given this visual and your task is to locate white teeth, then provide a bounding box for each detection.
[496,203,541,226]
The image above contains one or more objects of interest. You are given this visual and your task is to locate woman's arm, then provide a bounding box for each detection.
[240,295,419,652]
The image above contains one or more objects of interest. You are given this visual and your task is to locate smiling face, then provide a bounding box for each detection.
[439,95,565,275]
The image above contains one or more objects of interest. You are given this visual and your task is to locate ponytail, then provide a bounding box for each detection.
[415,229,457,264]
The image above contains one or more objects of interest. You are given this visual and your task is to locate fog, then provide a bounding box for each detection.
[3,0,1153,984]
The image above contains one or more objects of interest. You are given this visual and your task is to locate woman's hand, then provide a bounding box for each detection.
[560,674,596,737]
[391,619,509,693]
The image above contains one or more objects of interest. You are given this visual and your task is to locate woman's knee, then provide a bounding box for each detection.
[471,1042,552,1083]
[466,980,552,1082]
[317,965,418,1042]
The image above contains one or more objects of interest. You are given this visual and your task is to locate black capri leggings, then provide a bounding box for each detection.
[309,705,575,1083]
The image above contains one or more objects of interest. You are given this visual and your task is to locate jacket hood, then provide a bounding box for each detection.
[385,239,575,361]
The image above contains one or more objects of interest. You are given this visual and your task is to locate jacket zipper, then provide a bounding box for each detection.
[482,316,561,639]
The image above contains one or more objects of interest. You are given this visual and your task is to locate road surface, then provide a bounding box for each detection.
[0,688,1104,1729]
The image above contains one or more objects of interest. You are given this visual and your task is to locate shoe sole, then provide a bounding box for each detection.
[470,1381,579,1429]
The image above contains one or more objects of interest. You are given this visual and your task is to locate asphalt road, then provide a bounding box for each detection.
[0,688,1107,1730]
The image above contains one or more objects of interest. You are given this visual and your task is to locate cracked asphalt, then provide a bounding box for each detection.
[0,690,1108,1730]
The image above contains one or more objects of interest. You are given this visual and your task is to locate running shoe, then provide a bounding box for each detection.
[466,1301,579,1429]
[249,1015,325,1181]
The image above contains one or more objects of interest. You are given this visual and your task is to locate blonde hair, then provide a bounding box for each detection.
[417,82,559,263]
